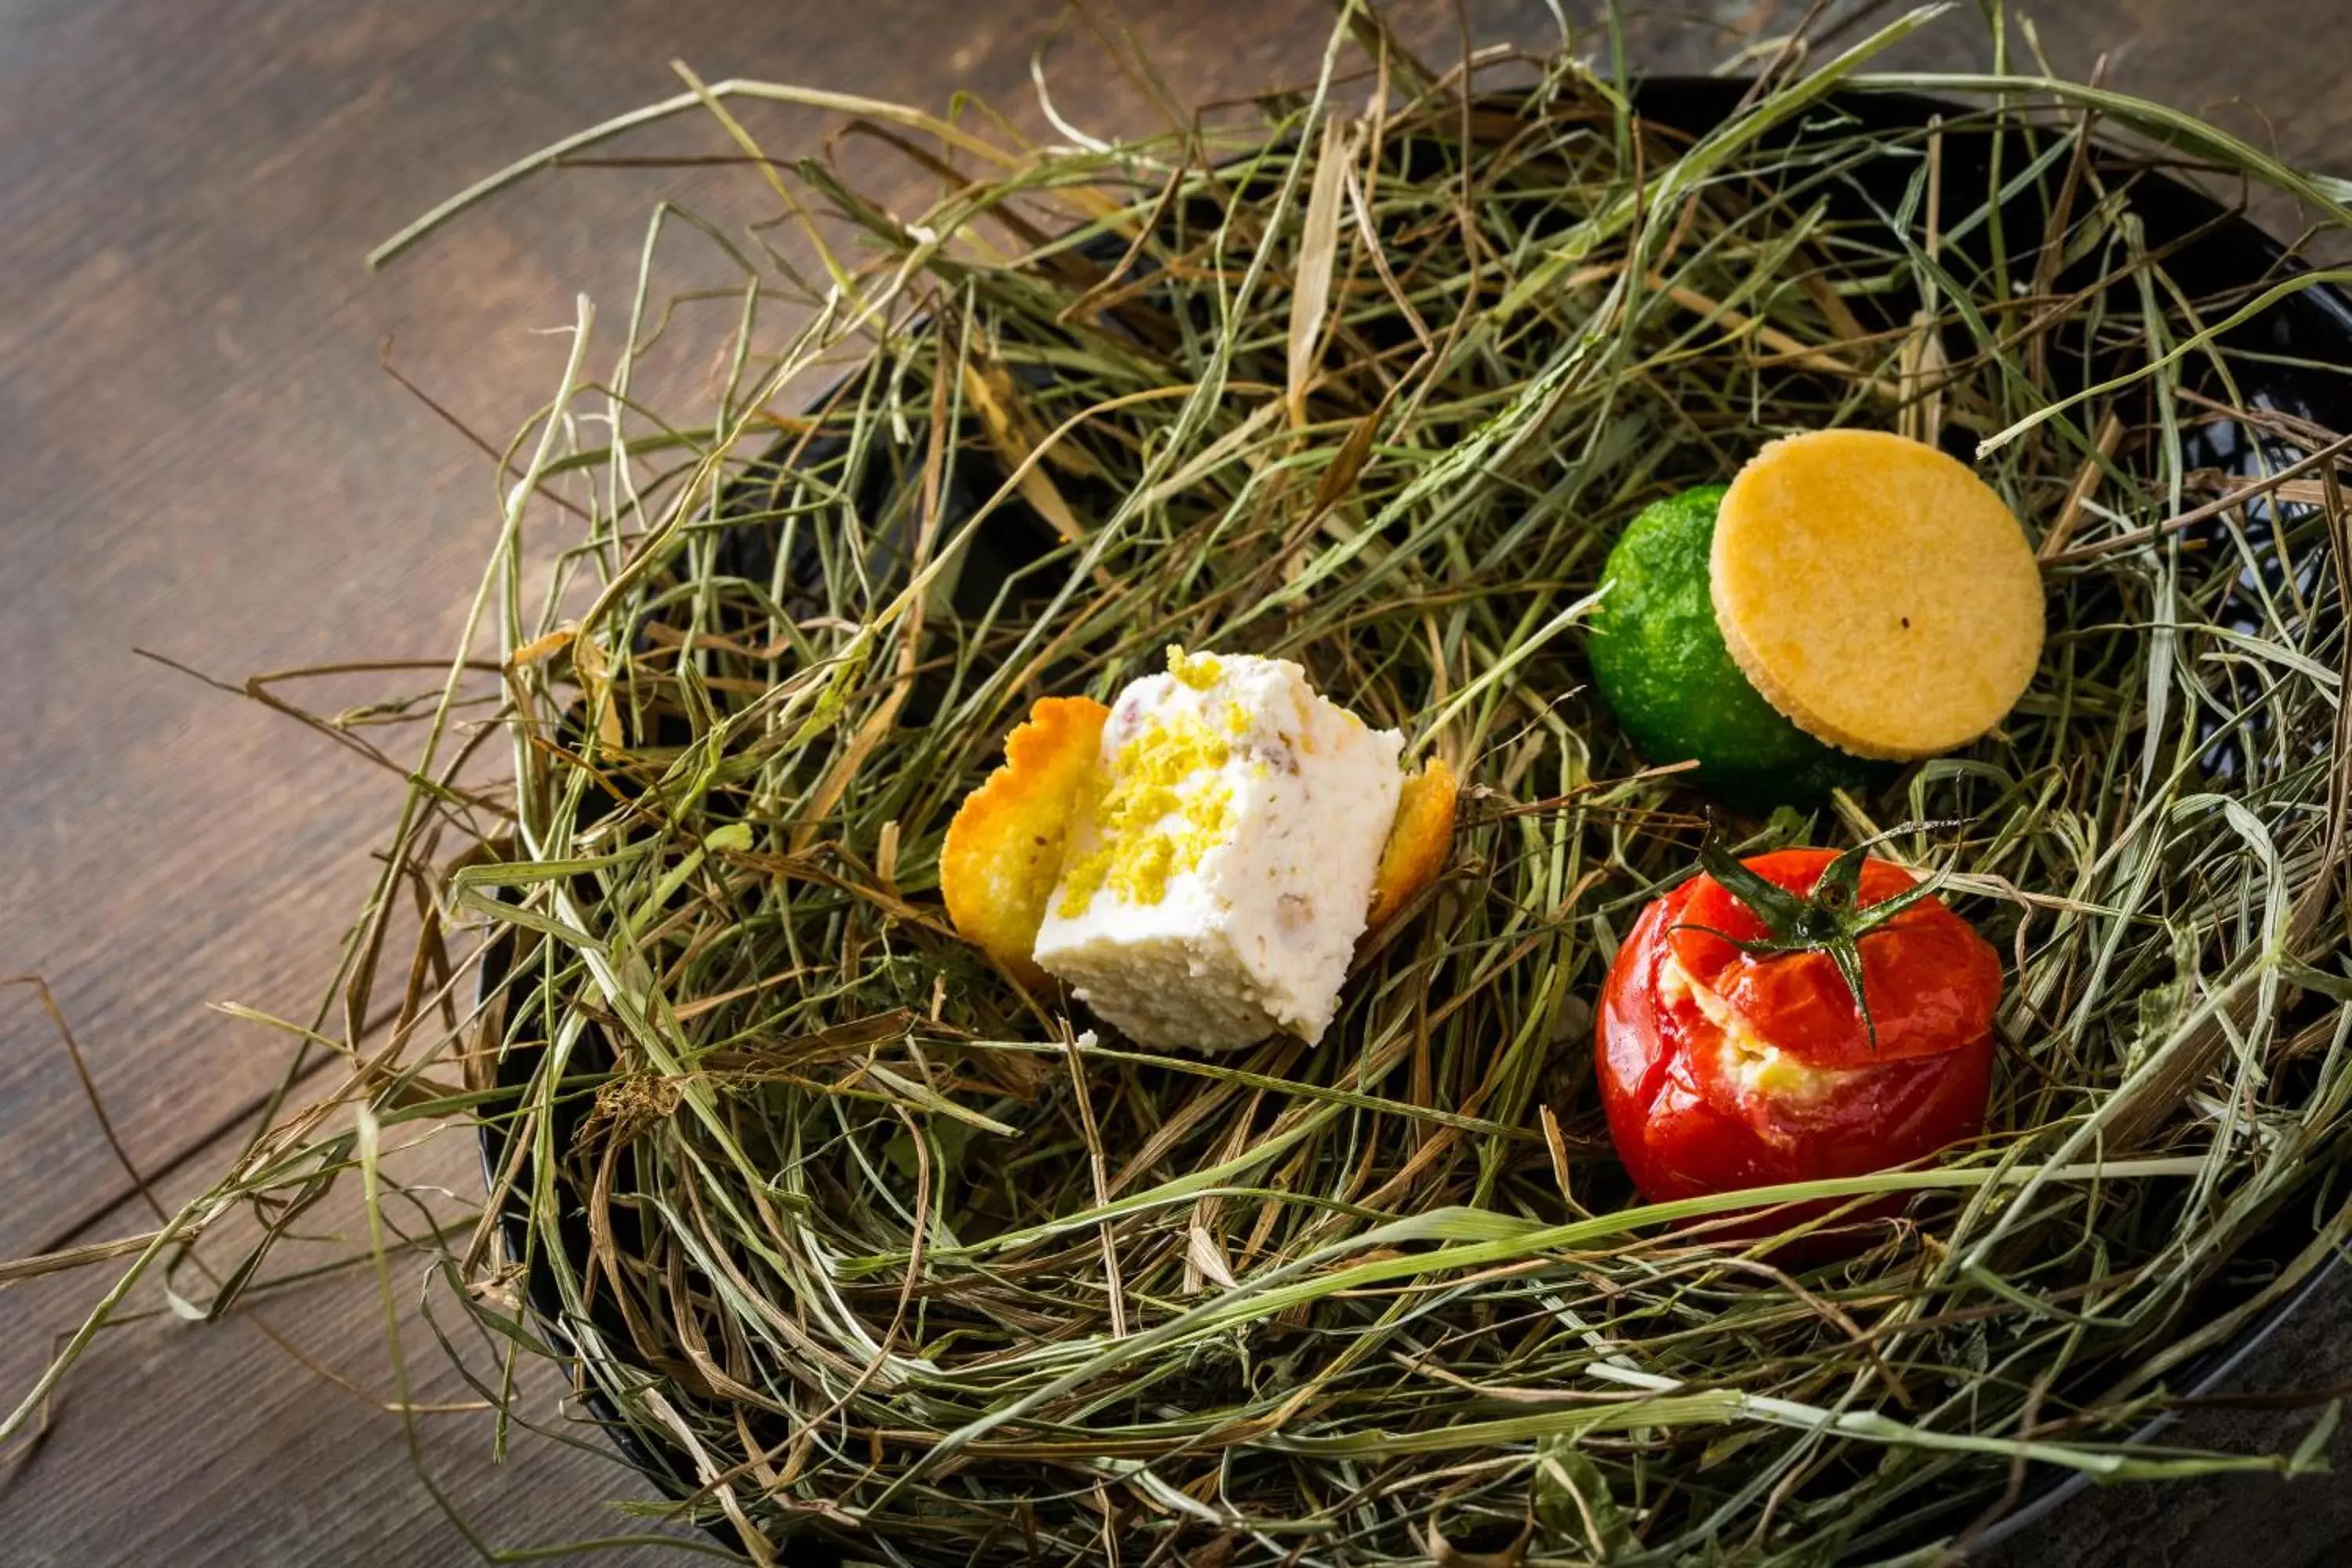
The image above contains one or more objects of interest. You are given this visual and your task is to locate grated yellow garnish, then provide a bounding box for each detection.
[1056,711,1236,915]
[1168,644,1225,691]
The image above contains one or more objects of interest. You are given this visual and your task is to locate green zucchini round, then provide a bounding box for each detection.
[1588,485,1885,808]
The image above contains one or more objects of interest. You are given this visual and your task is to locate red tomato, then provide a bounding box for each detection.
[1595,848,1999,1223]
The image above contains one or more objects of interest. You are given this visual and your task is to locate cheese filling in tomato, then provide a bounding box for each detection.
[1659,946,1838,1105]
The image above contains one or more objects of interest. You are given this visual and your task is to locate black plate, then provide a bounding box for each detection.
[477,77,2352,1563]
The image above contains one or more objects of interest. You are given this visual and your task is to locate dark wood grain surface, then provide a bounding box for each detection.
[3,2,2348,1563]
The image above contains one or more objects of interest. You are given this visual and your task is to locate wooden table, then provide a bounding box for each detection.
[2,2,2347,1563]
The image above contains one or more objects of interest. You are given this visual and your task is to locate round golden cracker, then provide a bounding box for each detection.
[1711,429,2045,761]
[941,696,1109,983]
[1367,756,1459,928]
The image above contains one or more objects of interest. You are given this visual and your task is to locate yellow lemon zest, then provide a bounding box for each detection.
[1057,712,1236,915]
[1168,644,1225,691]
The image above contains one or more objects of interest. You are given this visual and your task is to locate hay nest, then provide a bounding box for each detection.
[56,10,2352,1566]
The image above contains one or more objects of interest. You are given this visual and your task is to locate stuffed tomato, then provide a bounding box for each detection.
[1596,847,2000,1211]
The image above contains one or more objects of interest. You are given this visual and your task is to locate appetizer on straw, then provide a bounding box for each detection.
[14,6,2352,1565]
[943,647,1457,1051]
[1590,428,2046,804]
[1598,843,2001,1232]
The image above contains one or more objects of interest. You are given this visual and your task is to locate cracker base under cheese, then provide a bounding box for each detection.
[940,696,1110,985]
[1368,757,1458,928]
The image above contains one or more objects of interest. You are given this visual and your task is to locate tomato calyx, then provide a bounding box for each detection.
[1675,837,1947,1052]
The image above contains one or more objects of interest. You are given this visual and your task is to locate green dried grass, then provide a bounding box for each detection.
[13,4,2352,1564]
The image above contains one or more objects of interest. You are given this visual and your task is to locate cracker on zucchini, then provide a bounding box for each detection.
[1711,429,2044,760]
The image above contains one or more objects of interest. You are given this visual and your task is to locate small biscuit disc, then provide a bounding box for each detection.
[1711,429,2045,761]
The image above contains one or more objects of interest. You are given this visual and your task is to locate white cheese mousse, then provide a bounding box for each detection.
[1032,648,1405,1051]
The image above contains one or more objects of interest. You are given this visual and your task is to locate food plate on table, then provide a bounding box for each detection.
[431,25,2352,1567]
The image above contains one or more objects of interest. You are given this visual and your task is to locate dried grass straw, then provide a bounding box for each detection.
[13,4,2352,1563]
